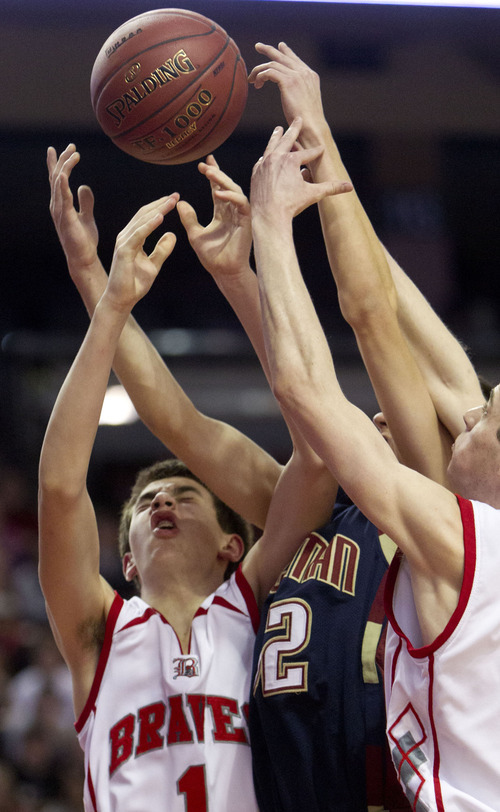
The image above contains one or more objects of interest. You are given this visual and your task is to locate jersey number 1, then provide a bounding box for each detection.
[178,764,207,811]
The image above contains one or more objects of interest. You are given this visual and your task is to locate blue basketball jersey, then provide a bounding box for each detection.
[250,488,409,811]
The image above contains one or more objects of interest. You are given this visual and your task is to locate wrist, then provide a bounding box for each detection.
[214,263,255,292]
[251,209,294,236]
[299,118,332,149]
[66,253,102,277]
[96,289,134,322]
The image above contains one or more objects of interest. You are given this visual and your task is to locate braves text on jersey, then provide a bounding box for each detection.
[75,567,261,812]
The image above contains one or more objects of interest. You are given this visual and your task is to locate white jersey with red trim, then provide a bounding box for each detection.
[384,496,500,811]
[75,567,260,812]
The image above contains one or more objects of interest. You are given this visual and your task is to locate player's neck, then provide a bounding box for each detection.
[141,576,222,652]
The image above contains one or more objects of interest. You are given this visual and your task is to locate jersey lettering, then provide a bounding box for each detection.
[186,694,206,742]
[208,696,248,743]
[253,599,311,697]
[173,656,200,678]
[274,532,360,594]
[167,695,194,744]
[109,713,135,775]
[136,701,166,754]
[109,693,250,776]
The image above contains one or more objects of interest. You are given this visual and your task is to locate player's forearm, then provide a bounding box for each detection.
[215,258,332,487]
[213,263,272,384]
[311,130,481,435]
[252,210,374,520]
[66,253,206,454]
[66,255,108,319]
[308,137,397,325]
[385,248,483,435]
[253,213,333,411]
[40,299,128,495]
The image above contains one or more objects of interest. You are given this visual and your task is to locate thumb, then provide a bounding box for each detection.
[330,180,353,197]
[149,232,177,268]
[177,199,201,238]
[313,180,353,202]
[77,184,95,216]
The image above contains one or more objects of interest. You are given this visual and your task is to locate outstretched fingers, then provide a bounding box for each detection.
[249,41,309,90]
[199,155,250,214]
[48,143,85,226]
[118,195,179,244]
[47,143,76,182]
[109,196,179,305]
[251,119,352,218]
[199,154,240,193]
[256,118,301,169]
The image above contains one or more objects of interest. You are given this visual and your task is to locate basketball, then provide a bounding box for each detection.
[90,8,248,165]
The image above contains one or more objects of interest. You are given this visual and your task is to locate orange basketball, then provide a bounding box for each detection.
[90,8,248,165]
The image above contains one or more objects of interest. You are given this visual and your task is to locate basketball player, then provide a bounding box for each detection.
[251,115,500,811]
[47,76,481,807]
[49,143,407,810]
[38,195,345,811]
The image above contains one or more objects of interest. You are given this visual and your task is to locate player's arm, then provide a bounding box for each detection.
[242,436,339,608]
[384,249,484,435]
[39,198,176,714]
[180,155,340,533]
[177,155,272,379]
[310,144,453,483]
[250,120,464,640]
[48,144,281,528]
[249,43,482,480]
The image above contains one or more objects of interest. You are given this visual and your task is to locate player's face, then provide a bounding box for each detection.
[126,477,226,582]
[448,384,500,502]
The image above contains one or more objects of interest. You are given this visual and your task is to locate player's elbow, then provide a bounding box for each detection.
[339,289,396,332]
[271,363,313,417]
[38,457,87,510]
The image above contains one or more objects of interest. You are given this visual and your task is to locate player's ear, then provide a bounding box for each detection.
[122,552,138,582]
[219,534,245,564]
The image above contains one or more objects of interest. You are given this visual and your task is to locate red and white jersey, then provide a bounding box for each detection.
[75,567,261,812]
[384,496,500,811]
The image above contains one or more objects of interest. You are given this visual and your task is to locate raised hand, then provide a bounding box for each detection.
[105,198,177,313]
[47,143,100,271]
[250,119,352,222]
[177,154,252,282]
[248,43,326,141]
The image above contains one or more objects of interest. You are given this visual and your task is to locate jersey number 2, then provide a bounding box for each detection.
[254,599,311,696]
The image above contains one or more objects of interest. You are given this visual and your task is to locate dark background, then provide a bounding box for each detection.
[2,0,500,492]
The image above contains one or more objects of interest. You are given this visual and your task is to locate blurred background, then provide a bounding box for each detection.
[0,0,499,806]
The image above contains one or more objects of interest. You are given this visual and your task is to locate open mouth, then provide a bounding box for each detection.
[156,519,175,530]
[152,509,177,532]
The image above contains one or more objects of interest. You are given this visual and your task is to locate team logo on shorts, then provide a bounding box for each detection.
[172,656,200,679]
